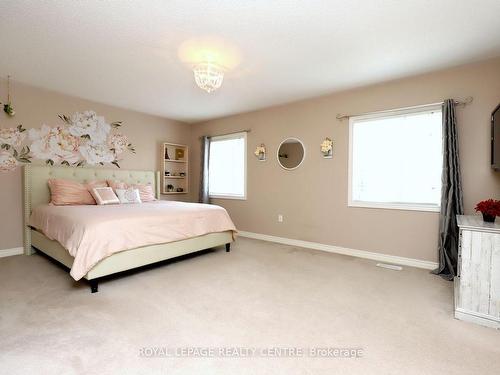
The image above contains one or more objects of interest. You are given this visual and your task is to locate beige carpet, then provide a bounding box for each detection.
[0,237,499,375]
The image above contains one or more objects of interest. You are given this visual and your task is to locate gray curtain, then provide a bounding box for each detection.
[199,136,211,204]
[433,99,464,280]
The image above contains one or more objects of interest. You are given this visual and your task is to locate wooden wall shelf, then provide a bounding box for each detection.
[162,142,189,195]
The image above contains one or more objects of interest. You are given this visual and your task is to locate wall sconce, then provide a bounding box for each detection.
[321,137,333,158]
[254,144,266,161]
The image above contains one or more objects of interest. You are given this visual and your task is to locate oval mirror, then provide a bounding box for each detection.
[277,138,305,170]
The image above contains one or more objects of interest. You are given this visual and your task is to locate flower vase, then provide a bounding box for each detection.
[482,213,496,223]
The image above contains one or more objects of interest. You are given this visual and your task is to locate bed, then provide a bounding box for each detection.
[23,165,236,293]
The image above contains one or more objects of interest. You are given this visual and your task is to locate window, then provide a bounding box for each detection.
[348,106,442,212]
[209,132,247,199]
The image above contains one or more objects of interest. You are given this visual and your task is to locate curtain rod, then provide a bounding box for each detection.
[200,129,251,139]
[335,97,473,120]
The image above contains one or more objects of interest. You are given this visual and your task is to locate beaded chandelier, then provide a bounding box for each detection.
[193,62,224,93]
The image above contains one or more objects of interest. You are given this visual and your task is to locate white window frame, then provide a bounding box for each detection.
[209,131,247,200]
[348,105,442,213]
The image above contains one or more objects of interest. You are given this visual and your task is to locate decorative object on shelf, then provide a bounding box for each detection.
[179,172,186,177]
[164,148,170,159]
[254,144,266,161]
[175,148,185,160]
[475,199,500,223]
[193,62,224,93]
[176,187,184,192]
[0,110,136,173]
[321,137,333,158]
[167,184,174,192]
[2,75,16,117]
[165,171,170,176]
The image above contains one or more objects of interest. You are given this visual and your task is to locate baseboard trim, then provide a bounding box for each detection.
[455,308,500,329]
[0,247,23,258]
[238,231,438,270]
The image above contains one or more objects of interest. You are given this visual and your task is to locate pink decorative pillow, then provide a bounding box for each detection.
[133,183,156,202]
[87,180,108,190]
[107,180,128,191]
[91,187,120,205]
[48,179,107,206]
[107,180,156,202]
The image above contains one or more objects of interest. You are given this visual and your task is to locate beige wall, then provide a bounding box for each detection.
[0,80,191,250]
[191,58,500,262]
[2,58,499,260]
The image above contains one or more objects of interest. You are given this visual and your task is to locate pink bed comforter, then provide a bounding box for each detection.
[29,201,237,280]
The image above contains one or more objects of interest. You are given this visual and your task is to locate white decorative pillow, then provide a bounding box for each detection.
[91,187,120,205]
[115,188,142,204]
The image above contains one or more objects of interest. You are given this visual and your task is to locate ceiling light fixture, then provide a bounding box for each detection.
[193,62,224,93]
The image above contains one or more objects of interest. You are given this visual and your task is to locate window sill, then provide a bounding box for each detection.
[209,195,247,201]
[348,201,440,213]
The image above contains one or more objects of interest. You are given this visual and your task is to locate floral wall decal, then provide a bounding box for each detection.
[0,125,29,172]
[0,150,17,172]
[0,110,135,172]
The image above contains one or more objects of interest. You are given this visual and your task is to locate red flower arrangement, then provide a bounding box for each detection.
[475,199,500,222]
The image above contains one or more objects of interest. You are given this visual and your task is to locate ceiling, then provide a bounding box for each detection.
[1,1,499,123]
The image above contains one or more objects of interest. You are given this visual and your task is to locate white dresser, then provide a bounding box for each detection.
[455,215,500,329]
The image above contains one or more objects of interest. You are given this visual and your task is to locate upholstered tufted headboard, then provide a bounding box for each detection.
[23,165,160,254]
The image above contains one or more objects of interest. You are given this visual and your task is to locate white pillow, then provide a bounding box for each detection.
[91,187,120,205]
[115,188,142,204]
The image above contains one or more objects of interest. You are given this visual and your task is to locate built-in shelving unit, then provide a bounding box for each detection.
[162,142,189,195]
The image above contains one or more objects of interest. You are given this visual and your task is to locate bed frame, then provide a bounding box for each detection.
[23,165,233,293]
